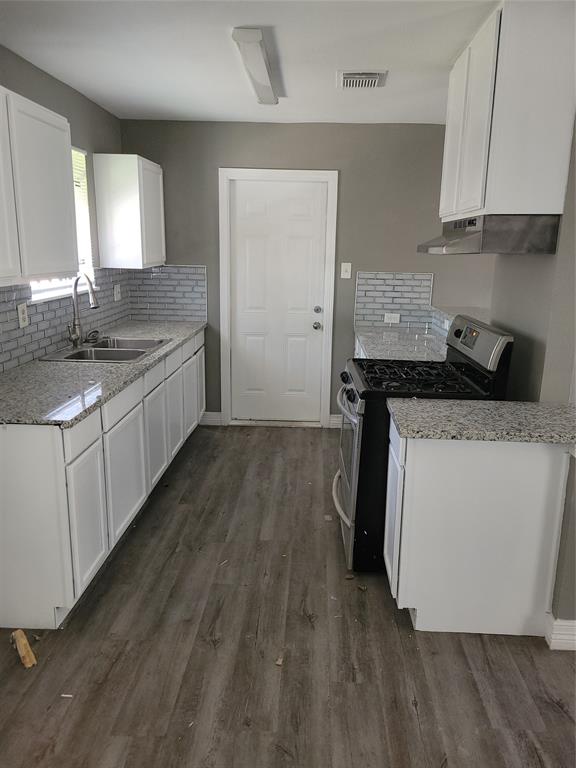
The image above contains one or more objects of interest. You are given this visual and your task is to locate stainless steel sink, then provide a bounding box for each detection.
[42,336,172,363]
[64,348,146,362]
[94,337,168,350]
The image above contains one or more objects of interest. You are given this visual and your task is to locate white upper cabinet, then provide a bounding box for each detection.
[0,90,20,283]
[455,11,499,214]
[440,1,575,221]
[94,154,166,269]
[438,50,469,218]
[7,92,78,278]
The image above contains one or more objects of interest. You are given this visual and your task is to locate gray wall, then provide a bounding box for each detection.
[121,121,495,412]
[491,128,576,621]
[0,44,121,262]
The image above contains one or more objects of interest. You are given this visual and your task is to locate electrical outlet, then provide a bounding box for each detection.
[384,312,400,324]
[17,302,29,329]
[340,262,352,279]
[113,284,121,302]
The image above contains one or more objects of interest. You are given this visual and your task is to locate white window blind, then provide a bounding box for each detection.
[30,148,95,301]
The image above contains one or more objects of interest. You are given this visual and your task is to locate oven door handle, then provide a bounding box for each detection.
[336,385,359,426]
[332,469,352,528]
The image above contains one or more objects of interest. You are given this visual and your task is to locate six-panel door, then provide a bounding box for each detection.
[103,403,147,545]
[66,438,109,598]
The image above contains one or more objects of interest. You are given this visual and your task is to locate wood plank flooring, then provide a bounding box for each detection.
[0,426,574,768]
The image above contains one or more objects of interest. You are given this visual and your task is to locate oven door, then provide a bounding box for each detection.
[333,386,363,568]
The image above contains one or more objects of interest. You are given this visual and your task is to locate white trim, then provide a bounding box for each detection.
[545,614,576,651]
[218,167,338,429]
[200,411,223,426]
[329,413,343,428]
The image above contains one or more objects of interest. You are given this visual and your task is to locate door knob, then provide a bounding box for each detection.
[313,321,322,330]
[314,305,322,314]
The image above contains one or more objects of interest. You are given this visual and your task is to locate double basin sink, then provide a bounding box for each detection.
[43,337,171,363]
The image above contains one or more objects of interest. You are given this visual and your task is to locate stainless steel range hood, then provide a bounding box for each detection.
[417,215,561,255]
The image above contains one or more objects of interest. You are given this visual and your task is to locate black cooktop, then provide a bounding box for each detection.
[349,358,483,398]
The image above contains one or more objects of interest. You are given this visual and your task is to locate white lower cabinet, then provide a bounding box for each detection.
[383,442,404,599]
[144,381,168,490]
[197,345,206,420]
[66,438,109,598]
[0,332,206,629]
[166,367,184,459]
[104,403,147,545]
[183,355,199,437]
[385,420,570,637]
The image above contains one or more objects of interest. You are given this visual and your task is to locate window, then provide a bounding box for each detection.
[30,148,95,301]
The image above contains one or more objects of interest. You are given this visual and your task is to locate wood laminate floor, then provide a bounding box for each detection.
[0,426,574,768]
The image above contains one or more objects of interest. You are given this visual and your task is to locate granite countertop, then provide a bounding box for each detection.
[355,325,446,361]
[0,320,206,429]
[388,399,576,444]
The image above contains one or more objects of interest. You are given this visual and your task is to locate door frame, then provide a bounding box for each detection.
[218,167,338,428]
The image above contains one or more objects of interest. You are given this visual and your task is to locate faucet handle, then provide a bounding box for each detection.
[85,329,100,345]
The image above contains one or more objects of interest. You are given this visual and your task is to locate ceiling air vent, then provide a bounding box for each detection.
[339,71,388,89]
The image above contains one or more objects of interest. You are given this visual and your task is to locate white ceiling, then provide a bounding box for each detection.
[0,1,497,123]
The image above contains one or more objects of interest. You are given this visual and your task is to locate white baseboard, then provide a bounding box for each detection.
[200,411,223,426]
[545,614,576,651]
[200,412,342,428]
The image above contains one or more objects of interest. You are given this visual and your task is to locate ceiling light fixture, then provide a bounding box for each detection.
[232,27,278,106]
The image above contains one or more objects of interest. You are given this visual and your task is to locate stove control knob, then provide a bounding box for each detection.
[454,328,463,338]
[346,388,357,403]
[340,371,351,384]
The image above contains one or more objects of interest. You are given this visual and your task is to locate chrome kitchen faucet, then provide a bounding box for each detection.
[68,272,100,348]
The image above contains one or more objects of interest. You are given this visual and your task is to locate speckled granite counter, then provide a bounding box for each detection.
[387,399,576,444]
[0,320,206,428]
[355,326,446,361]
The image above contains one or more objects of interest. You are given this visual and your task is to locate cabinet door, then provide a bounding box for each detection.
[144,382,168,491]
[439,48,469,217]
[7,92,78,278]
[0,91,20,283]
[383,444,404,599]
[66,439,109,598]
[166,367,184,460]
[103,403,147,545]
[197,346,206,421]
[456,11,500,213]
[183,355,199,438]
[139,158,166,267]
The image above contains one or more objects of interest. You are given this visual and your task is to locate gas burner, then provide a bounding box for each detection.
[352,358,481,398]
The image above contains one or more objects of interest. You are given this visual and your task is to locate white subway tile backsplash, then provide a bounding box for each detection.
[0,264,207,373]
[354,271,434,329]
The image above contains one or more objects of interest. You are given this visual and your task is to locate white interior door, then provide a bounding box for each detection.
[230,179,328,422]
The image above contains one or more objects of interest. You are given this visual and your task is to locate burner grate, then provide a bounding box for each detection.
[354,358,481,397]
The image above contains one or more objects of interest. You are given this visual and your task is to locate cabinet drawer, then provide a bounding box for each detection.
[62,409,102,463]
[165,347,183,377]
[101,378,144,432]
[194,330,205,353]
[389,417,406,466]
[182,338,194,362]
[144,360,165,395]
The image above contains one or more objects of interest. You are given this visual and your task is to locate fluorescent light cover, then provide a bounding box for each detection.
[232,27,278,106]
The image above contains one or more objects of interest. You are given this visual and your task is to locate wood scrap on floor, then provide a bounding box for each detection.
[10,629,37,669]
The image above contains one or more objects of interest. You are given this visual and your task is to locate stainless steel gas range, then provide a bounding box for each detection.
[332,315,514,572]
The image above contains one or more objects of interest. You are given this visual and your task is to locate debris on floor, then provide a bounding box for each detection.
[219,559,229,566]
[345,573,355,580]
[275,655,284,667]
[10,629,37,669]
[324,514,333,521]
[357,584,368,592]
[60,694,74,699]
